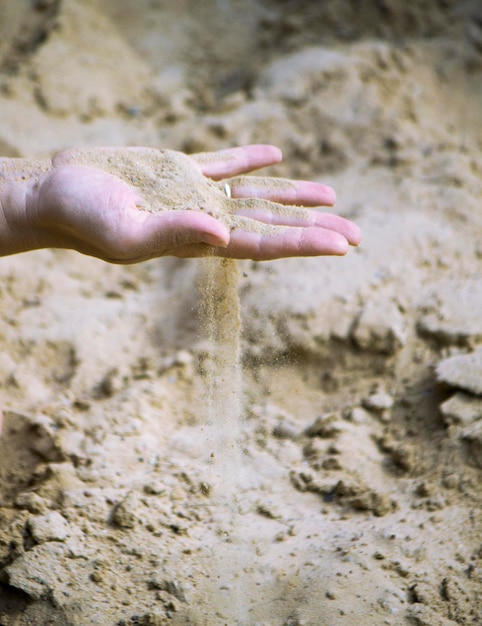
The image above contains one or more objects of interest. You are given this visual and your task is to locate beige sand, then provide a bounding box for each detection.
[1,1,482,625]
[54,146,293,237]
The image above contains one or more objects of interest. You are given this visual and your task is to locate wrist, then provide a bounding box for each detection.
[0,158,51,256]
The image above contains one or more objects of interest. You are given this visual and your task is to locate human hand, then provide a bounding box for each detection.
[24,145,360,262]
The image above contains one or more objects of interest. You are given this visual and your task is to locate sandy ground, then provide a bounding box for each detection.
[1,1,482,624]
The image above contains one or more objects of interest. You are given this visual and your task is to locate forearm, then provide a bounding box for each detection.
[0,158,51,256]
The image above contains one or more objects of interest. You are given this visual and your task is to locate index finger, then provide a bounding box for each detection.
[228,176,337,206]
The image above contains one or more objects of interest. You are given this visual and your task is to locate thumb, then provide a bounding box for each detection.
[138,210,230,253]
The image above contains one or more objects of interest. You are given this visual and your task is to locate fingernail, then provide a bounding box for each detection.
[326,187,337,204]
[203,231,229,247]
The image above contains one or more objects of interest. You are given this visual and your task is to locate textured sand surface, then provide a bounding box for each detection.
[1,1,482,624]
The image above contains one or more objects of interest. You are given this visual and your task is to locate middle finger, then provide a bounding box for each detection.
[226,176,336,207]
[229,198,361,246]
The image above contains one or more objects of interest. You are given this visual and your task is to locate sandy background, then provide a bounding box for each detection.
[1,1,482,624]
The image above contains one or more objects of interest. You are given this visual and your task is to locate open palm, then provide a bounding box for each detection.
[29,144,361,263]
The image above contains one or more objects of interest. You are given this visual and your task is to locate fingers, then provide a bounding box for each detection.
[50,144,361,262]
[116,203,359,262]
[229,198,361,247]
[124,196,359,262]
[227,176,336,206]
[172,226,350,261]
[224,227,350,260]
[192,145,282,180]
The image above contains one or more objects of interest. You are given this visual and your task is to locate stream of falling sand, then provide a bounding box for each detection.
[198,255,243,485]
[195,256,252,624]
[51,149,270,622]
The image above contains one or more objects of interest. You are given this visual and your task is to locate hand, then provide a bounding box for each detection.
[24,145,360,262]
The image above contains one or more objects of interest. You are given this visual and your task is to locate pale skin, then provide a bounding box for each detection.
[0,143,361,430]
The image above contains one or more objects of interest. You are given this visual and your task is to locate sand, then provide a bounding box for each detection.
[1,0,482,624]
[52,146,293,238]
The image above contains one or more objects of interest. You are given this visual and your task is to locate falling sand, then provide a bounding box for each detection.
[55,147,289,466]
[56,148,285,458]
[56,147,300,623]
[195,255,251,624]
